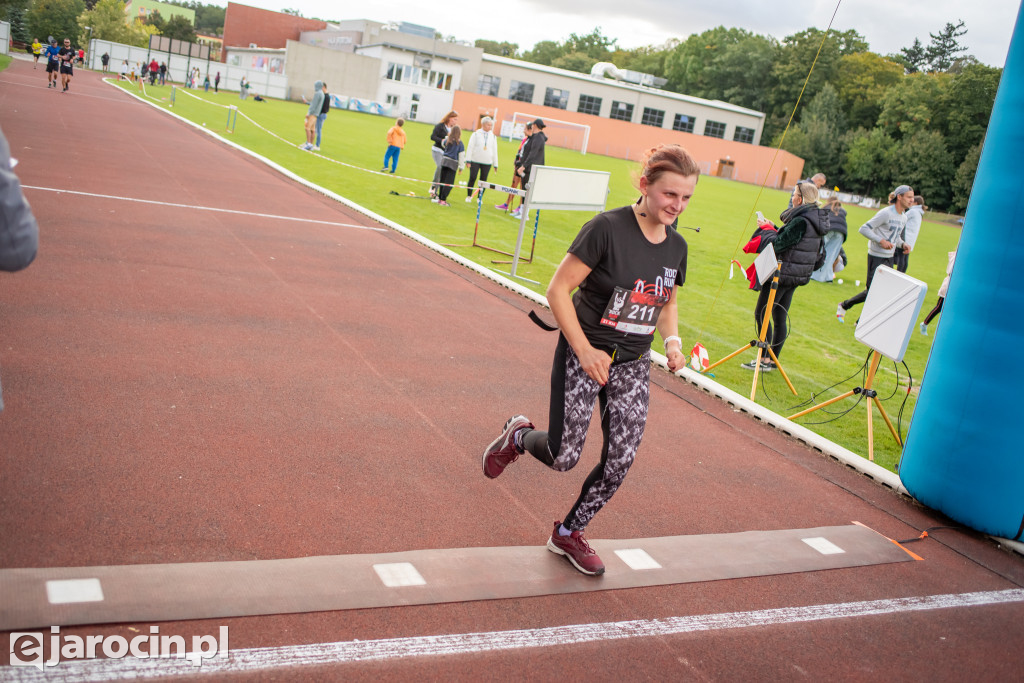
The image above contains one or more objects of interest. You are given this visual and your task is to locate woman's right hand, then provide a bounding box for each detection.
[576,345,612,386]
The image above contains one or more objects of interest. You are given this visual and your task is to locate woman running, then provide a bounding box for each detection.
[482,144,697,576]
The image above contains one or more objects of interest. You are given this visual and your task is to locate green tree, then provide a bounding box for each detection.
[899,38,927,73]
[663,27,775,111]
[834,51,904,130]
[78,0,149,46]
[162,14,196,42]
[193,3,224,36]
[891,129,954,210]
[942,62,1001,161]
[766,28,868,143]
[841,127,895,197]
[522,40,563,66]
[612,40,677,78]
[550,51,594,74]
[563,27,616,60]
[876,71,950,139]
[926,20,967,72]
[27,0,86,46]
[950,141,982,214]
[143,8,165,33]
[475,39,519,58]
[5,2,31,42]
[779,83,846,183]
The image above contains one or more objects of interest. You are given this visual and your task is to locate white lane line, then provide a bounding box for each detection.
[45,579,104,605]
[7,589,1022,681]
[20,185,388,233]
[802,537,846,555]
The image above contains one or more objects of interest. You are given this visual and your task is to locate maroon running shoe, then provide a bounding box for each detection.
[482,415,533,479]
[546,521,605,576]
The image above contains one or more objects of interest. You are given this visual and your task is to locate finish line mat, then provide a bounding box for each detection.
[0,524,915,630]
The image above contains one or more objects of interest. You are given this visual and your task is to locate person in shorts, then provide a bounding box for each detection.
[57,39,74,92]
[44,39,60,88]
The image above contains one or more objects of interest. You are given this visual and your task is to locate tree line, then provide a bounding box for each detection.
[477,22,1000,213]
[2,0,224,54]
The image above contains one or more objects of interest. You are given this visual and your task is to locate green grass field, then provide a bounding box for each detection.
[115,80,963,471]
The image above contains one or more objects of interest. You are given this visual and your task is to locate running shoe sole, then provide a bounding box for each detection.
[546,537,605,576]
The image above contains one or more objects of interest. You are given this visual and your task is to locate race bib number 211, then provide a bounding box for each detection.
[600,287,667,335]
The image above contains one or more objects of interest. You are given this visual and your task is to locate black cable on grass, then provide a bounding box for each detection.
[787,351,871,414]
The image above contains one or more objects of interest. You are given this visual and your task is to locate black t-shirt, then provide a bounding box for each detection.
[569,205,687,357]
[58,47,74,65]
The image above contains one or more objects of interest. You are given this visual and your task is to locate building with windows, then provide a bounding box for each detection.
[476,55,764,146]
[220,3,804,185]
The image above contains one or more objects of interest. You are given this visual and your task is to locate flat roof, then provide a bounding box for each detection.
[482,54,764,119]
[356,42,469,63]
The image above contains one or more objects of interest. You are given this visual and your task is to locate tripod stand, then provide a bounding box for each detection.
[705,264,797,401]
[787,350,902,461]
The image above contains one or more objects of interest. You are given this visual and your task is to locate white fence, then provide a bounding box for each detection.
[86,39,288,99]
[0,21,10,56]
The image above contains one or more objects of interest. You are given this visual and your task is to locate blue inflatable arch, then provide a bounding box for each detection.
[899,4,1024,541]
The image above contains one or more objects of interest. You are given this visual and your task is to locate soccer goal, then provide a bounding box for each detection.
[501,112,591,155]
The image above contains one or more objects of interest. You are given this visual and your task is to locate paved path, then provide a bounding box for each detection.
[1,58,1021,680]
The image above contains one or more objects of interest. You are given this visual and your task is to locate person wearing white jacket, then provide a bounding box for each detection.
[464,117,500,202]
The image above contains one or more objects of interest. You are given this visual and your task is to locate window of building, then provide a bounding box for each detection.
[733,126,755,144]
[610,100,634,122]
[385,94,399,106]
[477,74,500,97]
[385,62,454,90]
[509,80,535,103]
[577,94,602,116]
[641,107,665,128]
[704,120,726,138]
[544,87,569,110]
[672,113,695,133]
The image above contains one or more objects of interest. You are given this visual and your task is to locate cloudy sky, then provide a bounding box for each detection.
[231,0,1020,67]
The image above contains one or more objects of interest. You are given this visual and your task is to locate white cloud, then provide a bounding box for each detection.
[227,0,1018,67]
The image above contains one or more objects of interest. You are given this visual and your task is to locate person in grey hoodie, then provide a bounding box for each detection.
[300,80,325,151]
[0,125,40,411]
[836,184,914,322]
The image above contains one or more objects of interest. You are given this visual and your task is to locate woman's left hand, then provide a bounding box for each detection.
[666,348,685,372]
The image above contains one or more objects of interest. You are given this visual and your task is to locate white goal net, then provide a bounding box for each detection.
[501,112,591,155]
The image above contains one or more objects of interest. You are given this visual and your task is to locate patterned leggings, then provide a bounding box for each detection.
[521,335,650,531]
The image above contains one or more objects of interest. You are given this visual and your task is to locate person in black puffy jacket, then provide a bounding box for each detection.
[743,181,827,371]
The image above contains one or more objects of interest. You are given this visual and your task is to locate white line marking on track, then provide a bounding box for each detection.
[6,589,1022,681]
[802,537,846,555]
[20,185,388,232]
[45,579,104,605]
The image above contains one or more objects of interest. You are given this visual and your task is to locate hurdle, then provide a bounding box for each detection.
[441,180,535,262]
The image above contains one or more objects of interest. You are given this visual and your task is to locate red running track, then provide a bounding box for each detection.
[1,57,1022,680]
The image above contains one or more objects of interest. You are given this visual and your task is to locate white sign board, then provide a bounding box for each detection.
[525,166,610,212]
[855,266,928,362]
[754,243,778,286]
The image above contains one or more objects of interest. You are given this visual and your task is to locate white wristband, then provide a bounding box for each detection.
[664,335,682,351]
